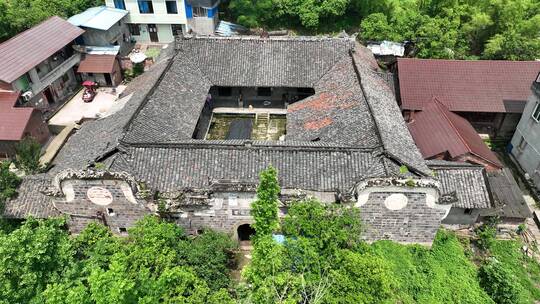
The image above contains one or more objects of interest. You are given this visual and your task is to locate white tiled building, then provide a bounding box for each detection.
[105,0,219,43]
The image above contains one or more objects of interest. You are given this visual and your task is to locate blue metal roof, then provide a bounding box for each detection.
[68,6,128,31]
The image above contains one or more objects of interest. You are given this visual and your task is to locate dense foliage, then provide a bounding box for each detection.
[244,197,502,303]
[0,216,236,303]
[226,0,540,60]
[488,240,540,303]
[0,0,104,42]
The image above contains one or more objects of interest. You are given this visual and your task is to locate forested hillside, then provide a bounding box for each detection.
[226,0,540,60]
[0,0,103,42]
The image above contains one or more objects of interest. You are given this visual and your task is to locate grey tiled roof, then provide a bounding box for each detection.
[122,37,429,175]
[428,161,492,209]
[286,56,381,147]
[3,175,60,218]
[122,53,211,143]
[484,168,532,219]
[50,49,175,172]
[179,36,354,87]
[111,141,387,193]
[352,48,430,176]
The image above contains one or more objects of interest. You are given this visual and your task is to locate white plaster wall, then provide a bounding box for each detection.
[106,0,187,25]
[157,24,174,42]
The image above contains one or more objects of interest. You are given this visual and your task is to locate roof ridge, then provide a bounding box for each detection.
[398,57,540,64]
[122,141,376,152]
[432,98,473,154]
[188,35,356,43]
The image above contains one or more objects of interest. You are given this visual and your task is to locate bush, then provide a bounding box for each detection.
[475,217,500,251]
[479,258,523,304]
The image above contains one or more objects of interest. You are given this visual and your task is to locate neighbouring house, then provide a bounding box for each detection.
[428,160,492,225]
[77,49,123,86]
[408,98,502,171]
[0,91,50,158]
[510,73,540,191]
[428,160,531,226]
[0,16,84,110]
[397,58,540,138]
[68,6,132,55]
[105,0,219,43]
[4,37,529,244]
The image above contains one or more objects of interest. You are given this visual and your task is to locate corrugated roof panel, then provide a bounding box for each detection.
[68,6,128,31]
[398,58,540,113]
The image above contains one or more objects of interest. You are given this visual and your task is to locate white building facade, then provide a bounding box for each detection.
[105,0,219,43]
[510,73,540,189]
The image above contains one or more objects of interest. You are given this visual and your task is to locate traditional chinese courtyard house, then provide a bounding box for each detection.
[6,36,514,245]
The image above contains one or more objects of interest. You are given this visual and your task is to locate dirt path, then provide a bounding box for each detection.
[230,241,253,282]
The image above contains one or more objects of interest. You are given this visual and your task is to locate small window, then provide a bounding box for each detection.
[138,0,154,14]
[113,0,126,9]
[129,24,140,36]
[532,102,540,122]
[118,227,127,233]
[192,7,207,17]
[464,208,473,215]
[218,87,232,96]
[166,0,178,14]
[106,208,115,216]
[87,72,94,77]
[257,87,272,96]
[171,24,183,36]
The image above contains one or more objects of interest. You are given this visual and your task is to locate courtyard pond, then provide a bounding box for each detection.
[206,113,286,140]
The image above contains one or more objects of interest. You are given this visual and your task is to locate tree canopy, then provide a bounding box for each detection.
[0,0,104,42]
[225,0,540,60]
[0,216,236,303]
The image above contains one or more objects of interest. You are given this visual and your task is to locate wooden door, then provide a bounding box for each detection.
[148,24,158,42]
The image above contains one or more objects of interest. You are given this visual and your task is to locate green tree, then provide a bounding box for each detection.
[13,137,43,174]
[0,161,20,205]
[0,217,73,303]
[250,166,280,238]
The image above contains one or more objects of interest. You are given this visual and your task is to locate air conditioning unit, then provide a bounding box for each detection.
[22,91,33,101]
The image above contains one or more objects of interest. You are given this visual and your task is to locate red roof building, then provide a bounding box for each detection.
[397,58,540,137]
[77,54,122,86]
[0,16,84,84]
[0,91,50,158]
[0,16,84,108]
[408,99,502,170]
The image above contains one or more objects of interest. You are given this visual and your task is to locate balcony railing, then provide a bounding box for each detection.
[32,53,80,94]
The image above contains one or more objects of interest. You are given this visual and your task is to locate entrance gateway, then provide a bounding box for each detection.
[237,224,255,241]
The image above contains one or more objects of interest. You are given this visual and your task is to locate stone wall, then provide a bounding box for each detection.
[359,192,447,245]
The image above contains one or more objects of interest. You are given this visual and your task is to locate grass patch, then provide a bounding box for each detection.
[370,230,493,304]
[145,47,161,59]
